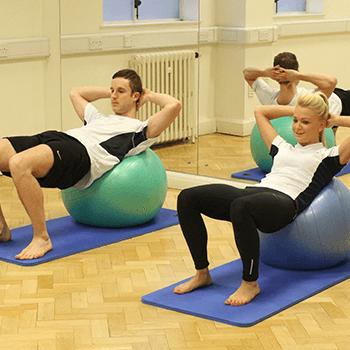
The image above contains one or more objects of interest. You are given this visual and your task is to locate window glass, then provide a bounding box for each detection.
[138,0,180,20]
[277,0,307,13]
[103,0,180,22]
[103,0,133,22]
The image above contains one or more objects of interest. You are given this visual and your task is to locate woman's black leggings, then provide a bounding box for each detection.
[177,184,296,282]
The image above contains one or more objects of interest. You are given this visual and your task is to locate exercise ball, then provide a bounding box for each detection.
[250,117,336,172]
[61,149,167,227]
[259,178,350,270]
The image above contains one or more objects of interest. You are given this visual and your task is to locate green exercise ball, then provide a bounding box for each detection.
[61,149,167,227]
[250,116,336,173]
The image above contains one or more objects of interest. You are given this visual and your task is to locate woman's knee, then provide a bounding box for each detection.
[177,188,197,210]
[230,198,251,223]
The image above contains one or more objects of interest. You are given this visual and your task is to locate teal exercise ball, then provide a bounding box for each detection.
[61,149,167,227]
[250,116,336,173]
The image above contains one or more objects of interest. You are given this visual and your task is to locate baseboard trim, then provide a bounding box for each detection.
[166,170,247,190]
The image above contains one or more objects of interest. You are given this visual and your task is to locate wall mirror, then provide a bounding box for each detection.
[196,1,257,182]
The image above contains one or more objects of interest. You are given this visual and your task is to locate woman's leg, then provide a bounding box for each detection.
[173,184,250,294]
[176,184,243,269]
[226,189,295,305]
[174,185,296,306]
[230,189,296,282]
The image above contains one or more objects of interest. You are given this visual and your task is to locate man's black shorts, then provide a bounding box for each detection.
[3,131,91,190]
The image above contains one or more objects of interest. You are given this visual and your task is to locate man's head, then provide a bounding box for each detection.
[112,69,143,100]
[273,52,299,85]
[110,69,143,116]
[273,52,299,70]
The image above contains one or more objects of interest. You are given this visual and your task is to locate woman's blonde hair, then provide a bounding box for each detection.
[295,91,330,146]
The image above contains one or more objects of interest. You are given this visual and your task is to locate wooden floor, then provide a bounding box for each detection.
[152,133,256,180]
[1,131,350,350]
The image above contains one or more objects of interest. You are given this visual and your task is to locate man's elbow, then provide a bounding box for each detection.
[70,87,79,100]
[254,106,263,115]
[331,76,338,89]
[172,100,182,116]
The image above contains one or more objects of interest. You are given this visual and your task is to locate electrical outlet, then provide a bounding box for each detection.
[89,37,103,50]
[0,44,9,57]
[124,35,133,48]
[200,32,209,42]
[259,29,269,42]
[248,86,254,98]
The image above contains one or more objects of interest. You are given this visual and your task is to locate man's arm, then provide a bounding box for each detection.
[280,70,337,98]
[139,89,182,139]
[243,66,284,87]
[70,86,111,122]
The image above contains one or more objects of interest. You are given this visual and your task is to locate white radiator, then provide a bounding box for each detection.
[130,50,197,143]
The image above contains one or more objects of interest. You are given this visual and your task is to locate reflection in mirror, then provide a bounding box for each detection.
[196,1,257,182]
[60,0,200,176]
[195,0,350,183]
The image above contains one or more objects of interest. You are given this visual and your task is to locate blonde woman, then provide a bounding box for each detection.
[173,92,350,306]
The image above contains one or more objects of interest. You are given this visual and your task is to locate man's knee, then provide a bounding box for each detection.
[8,153,29,178]
[0,139,17,172]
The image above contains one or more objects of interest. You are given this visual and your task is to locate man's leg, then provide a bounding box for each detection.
[8,144,54,260]
[0,139,17,242]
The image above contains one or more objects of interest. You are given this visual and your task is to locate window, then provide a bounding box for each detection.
[275,0,306,13]
[275,0,323,15]
[103,0,185,23]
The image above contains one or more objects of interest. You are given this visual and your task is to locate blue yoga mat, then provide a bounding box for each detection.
[231,167,267,182]
[142,257,350,327]
[0,208,179,266]
[231,161,350,182]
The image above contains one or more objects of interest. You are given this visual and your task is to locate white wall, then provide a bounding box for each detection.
[0,0,61,137]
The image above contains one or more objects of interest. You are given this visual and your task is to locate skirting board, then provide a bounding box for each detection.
[216,118,255,137]
[166,170,247,190]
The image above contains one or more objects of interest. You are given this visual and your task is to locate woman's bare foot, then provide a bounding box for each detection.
[225,280,260,306]
[15,236,52,260]
[173,268,212,294]
[0,224,11,242]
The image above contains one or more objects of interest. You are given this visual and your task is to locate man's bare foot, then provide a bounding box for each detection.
[173,268,212,294]
[225,280,260,306]
[15,237,52,260]
[0,224,11,242]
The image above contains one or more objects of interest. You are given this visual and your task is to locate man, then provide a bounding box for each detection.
[243,52,350,118]
[0,69,181,260]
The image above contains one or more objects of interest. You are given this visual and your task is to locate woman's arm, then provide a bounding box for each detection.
[254,105,295,151]
[327,113,350,164]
